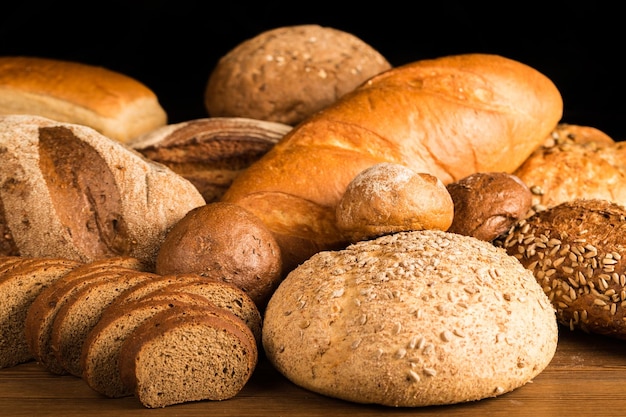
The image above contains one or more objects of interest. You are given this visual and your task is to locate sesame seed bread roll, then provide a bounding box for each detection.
[0,56,167,143]
[495,198,626,339]
[262,230,558,407]
[222,53,563,273]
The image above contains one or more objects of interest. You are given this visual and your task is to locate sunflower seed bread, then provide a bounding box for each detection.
[262,229,558,407]
[495,198,626,339]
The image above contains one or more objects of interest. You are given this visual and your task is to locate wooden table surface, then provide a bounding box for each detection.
[1,327,625,417]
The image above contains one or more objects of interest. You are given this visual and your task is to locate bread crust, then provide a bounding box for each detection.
[222,53,563,272]
[0,115,205,267]
[205,25,391,125]
[0,56,167,143]
[263,230,558,407]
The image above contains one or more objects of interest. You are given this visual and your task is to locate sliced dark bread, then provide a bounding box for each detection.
[81,291,216,398]
[50,270,158,376]
[138,279,263,344]
[25,256,149,374]
[0,257,82,368]
[118,304,258,408]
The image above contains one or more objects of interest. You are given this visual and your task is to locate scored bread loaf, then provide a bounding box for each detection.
[81,291,217,398]
[118,304,258,408]
[0,56,167,143]
[222,53,563,272]
[0,256,81,369]
[0,115,205,267]
[263,230,558,407]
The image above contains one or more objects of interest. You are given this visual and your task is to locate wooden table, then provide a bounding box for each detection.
[1,327,625,416]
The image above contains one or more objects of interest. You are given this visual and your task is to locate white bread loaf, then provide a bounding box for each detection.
[263,230,558,407]
[0,56,167,143]
[0,115,205,267]
[222,53,564,272]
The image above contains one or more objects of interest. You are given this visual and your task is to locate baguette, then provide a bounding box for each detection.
[0,56,167,143]
[222,53,563,271]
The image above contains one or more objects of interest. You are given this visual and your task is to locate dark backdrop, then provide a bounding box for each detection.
[1,1,624,139]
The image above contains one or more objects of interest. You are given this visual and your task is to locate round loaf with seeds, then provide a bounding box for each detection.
[262,229,558,407]
[494,198,626,339]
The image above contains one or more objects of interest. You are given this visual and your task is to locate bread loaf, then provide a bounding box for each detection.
[0,56,167,143]
[129,117,292,202]
[118,304,258,408]
[205,25,392,126]
[513,124,626,214]
[495,198,626,339]
[222,53,563,272]
[262,230,558,407]
[0,115,205,267]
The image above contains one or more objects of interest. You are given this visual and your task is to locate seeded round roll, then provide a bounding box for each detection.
[263,230,558,407]
[495,198,626,339]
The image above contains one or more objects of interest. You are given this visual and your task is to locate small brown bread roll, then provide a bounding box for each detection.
[495,198,626,339]
[513,124,626,214]
[0,56,167,143]
[336,163,453,242]
[155,202,282,309]
[263,230,558,407]
[446,172,532,241]
[205,25,391,125]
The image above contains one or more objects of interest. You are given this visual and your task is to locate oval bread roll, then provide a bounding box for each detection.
[263,230,558,407]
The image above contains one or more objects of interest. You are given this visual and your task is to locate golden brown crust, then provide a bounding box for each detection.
[223,53,563,272]
[446,172,532,241]
[495,198,626,339]
[336,163,453,242]
[205,25,391,125]
[0,56,167,143]
[514,124,626,215]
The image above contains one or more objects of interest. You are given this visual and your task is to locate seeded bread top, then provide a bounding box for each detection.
[263,229,558,407]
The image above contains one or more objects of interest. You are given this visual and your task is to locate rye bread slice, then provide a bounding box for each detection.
[118,304,258,408]
[0,257,81,368]
[81,291,216,398]
[25,256,148,374]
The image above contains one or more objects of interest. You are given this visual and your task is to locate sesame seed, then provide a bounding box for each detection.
[423,367,437,377]
[408,370,421,382]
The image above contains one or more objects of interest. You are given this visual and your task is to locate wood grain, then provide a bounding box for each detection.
[1,328,625,416]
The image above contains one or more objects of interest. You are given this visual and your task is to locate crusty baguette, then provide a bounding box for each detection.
[222,53,564,272]
[0,115,205,267]
[0,56,167,143]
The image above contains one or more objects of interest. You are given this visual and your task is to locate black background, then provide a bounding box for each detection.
[1,1,624,139]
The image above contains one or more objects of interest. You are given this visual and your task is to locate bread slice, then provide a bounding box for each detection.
[118,304,258,408]
[133,278,263,344]
[114,273,208,305]
[81,291,216,398]
[25,256,148,374]
[0,257,81,368]
[50,270,158,376]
